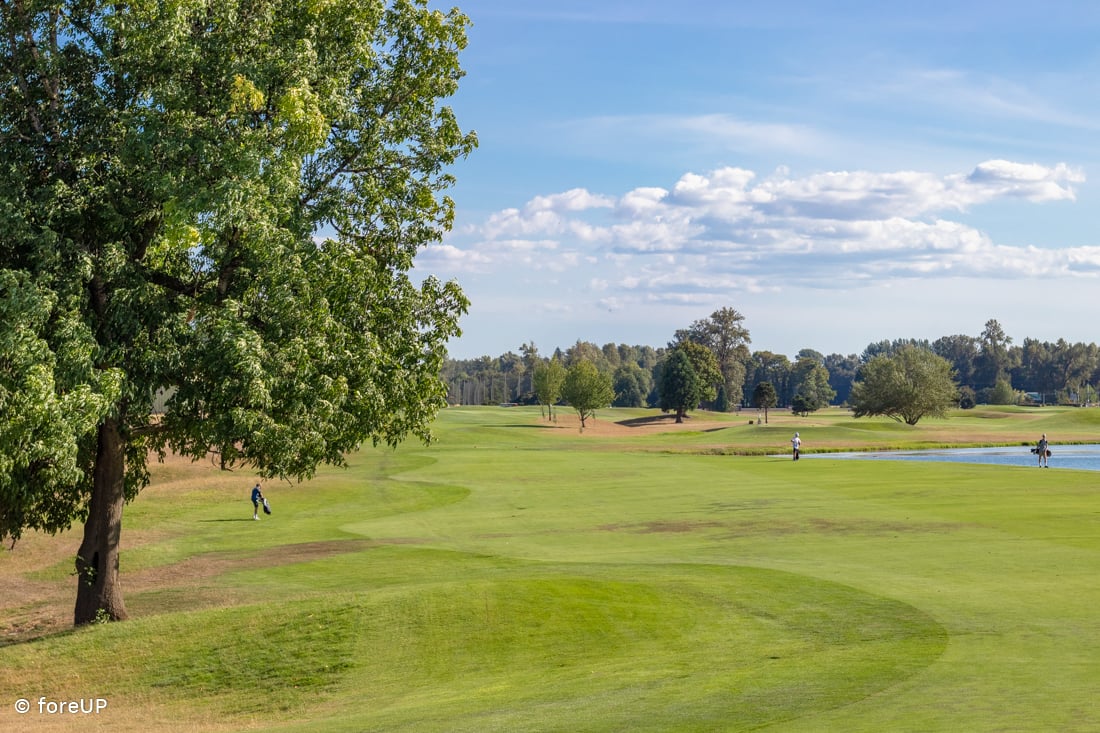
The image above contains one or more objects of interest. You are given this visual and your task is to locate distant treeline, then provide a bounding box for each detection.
[442,315,1100,410]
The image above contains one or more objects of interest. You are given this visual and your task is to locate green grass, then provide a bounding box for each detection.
[2,405,1100,731]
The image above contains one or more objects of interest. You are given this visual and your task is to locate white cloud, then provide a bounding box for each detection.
[619,187,670,216]
[525,188,616,213]
[435,160,1097,311]
[958,160,1084,202]
[415,243,495,272]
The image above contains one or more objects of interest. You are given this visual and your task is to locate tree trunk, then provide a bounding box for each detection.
[74,418,129,625]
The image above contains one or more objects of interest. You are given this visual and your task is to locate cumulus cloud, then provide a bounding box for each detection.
[959,160,1085,202]
[437,160,1095,308]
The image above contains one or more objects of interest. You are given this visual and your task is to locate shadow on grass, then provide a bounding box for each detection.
[198,518,255,523]
[617,415,687,428]
[617,414,737,430]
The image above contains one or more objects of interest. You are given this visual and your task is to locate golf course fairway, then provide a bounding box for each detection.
[2,404,1099,732]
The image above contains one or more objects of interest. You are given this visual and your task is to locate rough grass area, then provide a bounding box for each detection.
[2,404,1099,731]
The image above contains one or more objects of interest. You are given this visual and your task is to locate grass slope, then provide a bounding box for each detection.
[1,405,1099,731]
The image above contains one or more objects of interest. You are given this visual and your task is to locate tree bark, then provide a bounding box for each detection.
[74,418,129,625]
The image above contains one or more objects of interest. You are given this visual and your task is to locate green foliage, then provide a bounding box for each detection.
[561,359,614,428]
[790,357,836,415]
[656,348,700,422]
[674,307,751,408]
[751,381,777,410]
[611,363,650,408]
[0,273,121,541]
[0,0,476,618]
[850,345,959,425]
[657,340,722,422]
[746,351,791,409]
[532,359,567,419]
[789,392,815,416]
[678,340,723,401]
[988,379,1018,405]
[714,383,729,412]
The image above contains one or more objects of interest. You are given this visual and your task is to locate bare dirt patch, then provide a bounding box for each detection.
[2,537,394,644]
[125,538,376,589]
[540,411,719,437]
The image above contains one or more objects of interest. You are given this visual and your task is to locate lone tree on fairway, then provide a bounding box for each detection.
[751,381,778,423]
[657,348,698,424]
[0,0,476,625]
[657,342,719,423]
[849,345,958,425]
[532,358,566,420]
[561,359,614,429]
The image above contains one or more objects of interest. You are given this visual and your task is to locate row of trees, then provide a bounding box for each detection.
[444,316,1100,417]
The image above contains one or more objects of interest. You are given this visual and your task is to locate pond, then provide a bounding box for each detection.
[802,444,1100,472]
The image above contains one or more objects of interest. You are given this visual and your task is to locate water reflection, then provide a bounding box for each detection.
[805,444,1100,471]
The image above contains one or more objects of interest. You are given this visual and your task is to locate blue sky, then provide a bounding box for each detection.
[414,1,1100,360]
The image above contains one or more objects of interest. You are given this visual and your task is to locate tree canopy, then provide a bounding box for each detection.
[612,362,650,408]
[658,341,721,423]
[751,381,777,423]
[0,0,476,624]
[561,359,614,428]
[789,357,835,416]
[657,349,700,424]
[849,346,958,425]
[532,358,566,419]
[673,307,751,409]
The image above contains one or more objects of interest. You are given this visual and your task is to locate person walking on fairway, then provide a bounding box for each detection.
[791,432,801,461]
[1037,434,1050,468]
[251,483,265,520]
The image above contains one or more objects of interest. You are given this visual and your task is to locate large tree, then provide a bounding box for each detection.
[658,342,721,423]
[657,349,700,423]
[611,362,649,408]
[824,353,859,405]
[932,334,979,389]
[674,307,751,409]
[975,319,1015,389]
[561,359,614,429]
[745,350,791,408]
[0,0,476,625]
[532,358,566,420]
[849,346,958,425]
[750,381,777,424]
[789,357,835,416]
